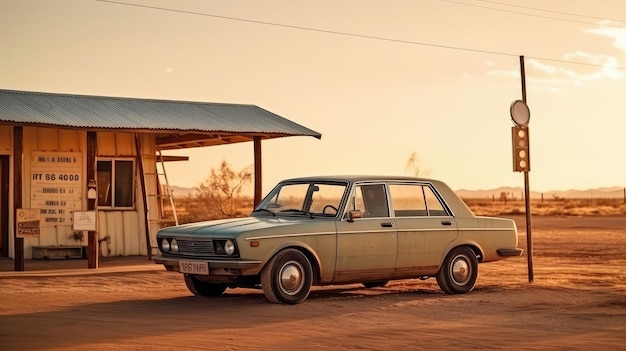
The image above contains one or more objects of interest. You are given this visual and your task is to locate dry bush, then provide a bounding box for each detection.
[173,196,625,223]
[169,187,626,225]
[173,195,254,224]
[463,198,626,217]
[164,160,254,224]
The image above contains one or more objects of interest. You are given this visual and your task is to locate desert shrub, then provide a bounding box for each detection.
[175,195,253,223]
[195,160,252,219]
[463,197,625,216]
[169,161,254,224]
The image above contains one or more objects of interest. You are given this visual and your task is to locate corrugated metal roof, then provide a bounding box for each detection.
[0,89,322,139]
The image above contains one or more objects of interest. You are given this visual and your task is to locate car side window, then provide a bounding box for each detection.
[309,184,346,214]
[423,186,448,216]
[389,184,448,217]
[389,184,426,216]
[353,184,389,218]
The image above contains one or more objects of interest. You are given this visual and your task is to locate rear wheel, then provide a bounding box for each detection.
[436,246,478,294]
[261,248,313,304]
[184,274,227,297]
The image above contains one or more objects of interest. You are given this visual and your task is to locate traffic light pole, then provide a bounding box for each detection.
[520,56,534,283]
[523,170,534,282]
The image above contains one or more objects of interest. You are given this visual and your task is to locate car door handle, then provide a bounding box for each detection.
[441,221,452,226]
[381,222,393,228]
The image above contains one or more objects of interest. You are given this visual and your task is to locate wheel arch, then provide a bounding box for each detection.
[260,242,322,285]
[441,242,484,266]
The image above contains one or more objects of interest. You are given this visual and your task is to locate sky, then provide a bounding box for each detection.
[2,0,625,194]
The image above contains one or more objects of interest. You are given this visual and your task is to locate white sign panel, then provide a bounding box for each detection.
[31,151,82,226]
[72,211,97,231]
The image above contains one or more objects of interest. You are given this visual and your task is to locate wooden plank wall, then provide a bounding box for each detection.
[12,128,155,258]
[21,127,85,257]
[136,134,159,256]
[0,125,11,154]
[96,131,153,257]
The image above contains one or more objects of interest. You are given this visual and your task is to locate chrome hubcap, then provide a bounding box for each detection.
[279,260,303,295]
[451,255,470,285]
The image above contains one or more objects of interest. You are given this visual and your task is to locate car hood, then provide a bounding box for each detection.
[156,216,329,237]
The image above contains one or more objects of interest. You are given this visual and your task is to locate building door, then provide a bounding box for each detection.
[0,155,8,257]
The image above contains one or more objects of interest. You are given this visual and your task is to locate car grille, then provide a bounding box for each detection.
[176,239,215,256]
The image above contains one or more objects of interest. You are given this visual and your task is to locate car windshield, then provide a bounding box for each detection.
[253,181,347,217]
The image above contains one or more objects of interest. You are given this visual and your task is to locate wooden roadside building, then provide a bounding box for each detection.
[0,89,321,271]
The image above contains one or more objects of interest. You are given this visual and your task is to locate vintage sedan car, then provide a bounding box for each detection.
[154,176,522,304]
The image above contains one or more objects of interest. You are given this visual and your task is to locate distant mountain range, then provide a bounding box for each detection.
[171,185,625,200]
[456,186,625,200]
[169,186,198,198]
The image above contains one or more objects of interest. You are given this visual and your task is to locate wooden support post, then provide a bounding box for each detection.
[253,136,262,207]
[13,126,23,271]
[135,134,152,259]
[87,131,98,269]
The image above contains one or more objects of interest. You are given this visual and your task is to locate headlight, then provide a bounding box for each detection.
[170,238,179,253]
[160,238,170,252]
[224,240,235,255]
[214,239,238,256]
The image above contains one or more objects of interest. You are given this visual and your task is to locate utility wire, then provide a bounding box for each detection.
[440,0,626,28]
[474,0,626,23]
[441,0,624,28]
[95,0,626,71]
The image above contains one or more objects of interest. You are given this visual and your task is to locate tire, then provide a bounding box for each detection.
[362,280,388,288]
[261,248,313,304]
[184,274,227,297]
[436,246,478,294]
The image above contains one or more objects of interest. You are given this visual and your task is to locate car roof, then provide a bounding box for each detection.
[280,175,441,183]
[277,175,474,217]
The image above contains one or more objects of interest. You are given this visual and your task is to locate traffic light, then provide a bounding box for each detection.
[512,126,530,172]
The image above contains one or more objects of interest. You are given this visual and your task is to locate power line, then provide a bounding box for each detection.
[95,0,626,71]
[92,1,511,56]
[440,0,626,28]
[474,0,626,23]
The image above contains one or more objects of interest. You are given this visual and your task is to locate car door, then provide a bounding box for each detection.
[389,183,458,275]
[334,183,397,282]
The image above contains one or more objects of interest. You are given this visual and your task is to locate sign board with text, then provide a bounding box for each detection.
[72,211,97,231]
[31,151,83,226]
[16,208,41,238]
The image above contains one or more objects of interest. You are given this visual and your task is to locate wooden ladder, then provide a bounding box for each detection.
[156,148,179,227]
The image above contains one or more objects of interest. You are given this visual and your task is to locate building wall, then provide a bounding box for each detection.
[0,125,10,154]
[21,127,86,255]
[8,127,158,259]
[0,126,13,258]
[95,132,157,256]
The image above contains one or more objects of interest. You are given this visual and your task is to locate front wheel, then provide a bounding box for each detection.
[184,274,227,297]
[261,248,313,304]
[436,246,478,294]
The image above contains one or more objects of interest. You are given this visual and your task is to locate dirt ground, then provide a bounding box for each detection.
[1,215,625,350]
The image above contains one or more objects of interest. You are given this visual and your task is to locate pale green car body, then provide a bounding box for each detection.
[154,176,522,304]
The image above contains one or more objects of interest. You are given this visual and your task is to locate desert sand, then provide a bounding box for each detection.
[0,215,625,350]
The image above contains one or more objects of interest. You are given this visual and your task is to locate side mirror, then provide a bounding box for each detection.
[347,210,362,222]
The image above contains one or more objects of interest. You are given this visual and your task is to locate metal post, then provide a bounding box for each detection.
[520,55,534,282]
[523,171,533,282]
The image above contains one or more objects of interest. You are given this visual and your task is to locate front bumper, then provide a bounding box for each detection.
[153,256,263,275]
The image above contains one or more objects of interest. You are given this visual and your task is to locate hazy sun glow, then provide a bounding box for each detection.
[1,0,624,193]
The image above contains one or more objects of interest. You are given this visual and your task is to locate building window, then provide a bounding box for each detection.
[97,159,135,209]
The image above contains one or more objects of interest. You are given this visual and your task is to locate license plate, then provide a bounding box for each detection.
[179,260,209,275]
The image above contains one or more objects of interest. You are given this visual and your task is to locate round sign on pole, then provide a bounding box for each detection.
[510,100,530,126]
